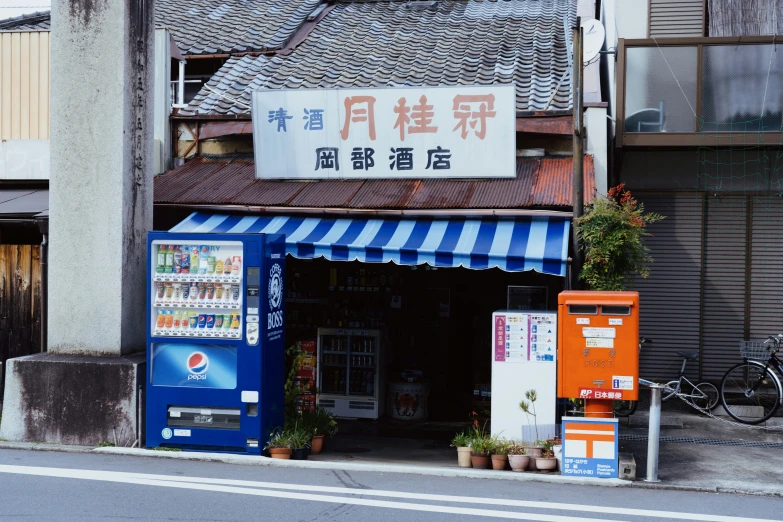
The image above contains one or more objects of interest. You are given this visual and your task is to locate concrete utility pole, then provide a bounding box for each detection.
[571,18,584,290]
[1,0,154,445]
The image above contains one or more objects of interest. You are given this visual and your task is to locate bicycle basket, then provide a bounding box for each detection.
[738,340,770,360]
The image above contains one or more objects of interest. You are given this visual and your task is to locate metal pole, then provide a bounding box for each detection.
[645,384,663,482]
[178,60,186,106]
[571,19,584,289]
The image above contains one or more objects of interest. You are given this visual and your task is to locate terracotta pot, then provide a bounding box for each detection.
[490,455,508,470]
[535,457,557,471]
[269,448,292,460]
[525,448,542,470]
[310,435,325,455]
[456,447,473,468]
[470,455,491,469]
[508,454,530,472]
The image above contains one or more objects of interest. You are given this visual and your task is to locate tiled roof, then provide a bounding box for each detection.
[155,0,321,55]
[180,0,576,116]
[154,155,594,209]
[0,11,51,31]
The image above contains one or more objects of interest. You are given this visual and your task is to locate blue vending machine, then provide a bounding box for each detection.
[146,232,285,454]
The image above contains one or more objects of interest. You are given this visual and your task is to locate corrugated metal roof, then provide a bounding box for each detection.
[181,0,576,116]
[155,155,595,210]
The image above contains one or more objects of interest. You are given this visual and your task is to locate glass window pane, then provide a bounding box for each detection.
[701,44,783,132]
[625,46,698,132]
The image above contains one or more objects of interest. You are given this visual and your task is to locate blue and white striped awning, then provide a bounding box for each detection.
[171,213,571,276]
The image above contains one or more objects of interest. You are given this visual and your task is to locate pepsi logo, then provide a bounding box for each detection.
[187,352,208,380]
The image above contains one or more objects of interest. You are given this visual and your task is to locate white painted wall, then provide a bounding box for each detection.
[602,0,650,140]
[153,29,172,175]
[586,106,608,195]
[0,140,49,180]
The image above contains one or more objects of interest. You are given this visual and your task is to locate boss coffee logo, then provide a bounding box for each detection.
[267,263,283,330]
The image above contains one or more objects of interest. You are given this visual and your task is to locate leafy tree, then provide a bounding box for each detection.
[576,184,664,291]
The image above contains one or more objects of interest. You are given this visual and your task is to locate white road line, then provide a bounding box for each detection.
[106,469,777,522]
[0,464,616,522]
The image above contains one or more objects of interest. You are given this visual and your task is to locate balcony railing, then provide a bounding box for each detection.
[618,36,783,146]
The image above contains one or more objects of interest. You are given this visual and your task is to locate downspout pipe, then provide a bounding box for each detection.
[36,218,48,352]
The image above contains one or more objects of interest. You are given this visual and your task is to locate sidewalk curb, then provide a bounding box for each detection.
[1,441,781,497]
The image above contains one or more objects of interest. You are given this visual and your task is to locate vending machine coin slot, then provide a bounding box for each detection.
[246,267,261,345]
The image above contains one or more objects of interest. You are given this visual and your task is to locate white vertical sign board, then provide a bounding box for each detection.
[491,310,558,441]
[251,85,516,179]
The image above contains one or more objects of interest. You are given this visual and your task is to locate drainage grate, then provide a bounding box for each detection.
[619,434,783,448]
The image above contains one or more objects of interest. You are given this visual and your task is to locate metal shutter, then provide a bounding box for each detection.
[649,0,706,37]
[634,194,704,381]
[701,195,747,381]
[749,196,783,341]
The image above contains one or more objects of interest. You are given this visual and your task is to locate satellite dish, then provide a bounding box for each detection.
[581,19,605,63]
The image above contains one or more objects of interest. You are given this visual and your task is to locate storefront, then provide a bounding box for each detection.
[170,211,575,426]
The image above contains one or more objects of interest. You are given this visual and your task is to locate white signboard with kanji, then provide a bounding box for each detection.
[251,85,516,179]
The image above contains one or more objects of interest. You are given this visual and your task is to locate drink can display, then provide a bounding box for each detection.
[223,283,232,303]
[164,282,173,299]
[224,257,232,274]
[188,312,198,329]
[207,256,216,274]
[156,281,165,299]
[232,256,242,275]
[198,283,207,300]
[197,314,207,328]
[206,314,215,329]
[172,283,181,300]
[181,283,190,300]
[164,311,174,329]
[214,314,224,328]
[173,246,182,274]
[215,285,224,300]
[231,312,240,329]
[223,314,232,329]
[216,259,224,274]
[207,283,216,300]
[190,282,198,300]
[231,284,240,301]
[181,246,190,274]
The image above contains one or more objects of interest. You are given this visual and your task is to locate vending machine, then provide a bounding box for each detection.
[316,327,384,419]
[145,232,286,454]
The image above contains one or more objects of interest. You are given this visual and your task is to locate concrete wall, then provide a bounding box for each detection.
[48,0,154,355]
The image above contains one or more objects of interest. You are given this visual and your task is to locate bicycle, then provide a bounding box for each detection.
[613,339,719,416]
[661,351,719,411]
[719,335,783,424]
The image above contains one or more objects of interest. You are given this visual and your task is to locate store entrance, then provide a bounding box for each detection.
[285,257,563,448]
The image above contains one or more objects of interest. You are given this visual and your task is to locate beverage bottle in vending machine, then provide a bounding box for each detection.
[156,245,166,273]
[199,246,209,274]
[173,310,181,328]
[156,310,165,329]
[164,310,174,329]
[164,246,175,273]
[173,246,182,274]
[180,245,190,273]
[223,257,232,275]
[190,246,199,272]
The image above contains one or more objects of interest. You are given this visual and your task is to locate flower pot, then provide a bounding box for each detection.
[535,457,557,471]
[470,455,491,469]
[269,448,292,460]
[490,455,508,470]
[525,447,542,470]
[508,454,530,472]
[310,435,325,455]
[291,447,310,460]
[456,447,473,468]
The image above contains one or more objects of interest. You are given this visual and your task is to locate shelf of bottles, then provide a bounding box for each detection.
[318,330,377,398]
[151,241,243,339]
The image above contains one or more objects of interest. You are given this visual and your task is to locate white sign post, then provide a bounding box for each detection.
[251,85,516,179]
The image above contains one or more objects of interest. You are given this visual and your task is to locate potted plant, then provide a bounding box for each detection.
[490,439,509,471]
[535,440,557,471]
[288,425,312,460]
[519,389,543,469]
[265,429,292,459]
[301,407,337,455]
[450,430,473,468]
[507,442,529,472]
[469,436,492,469]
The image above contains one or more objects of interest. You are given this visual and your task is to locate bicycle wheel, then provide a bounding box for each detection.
[720,362,781,424]
[613,400,637,417]
[662,380,680,401]
[692,382,719,411]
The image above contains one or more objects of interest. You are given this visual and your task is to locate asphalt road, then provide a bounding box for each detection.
[0,449,779,521]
